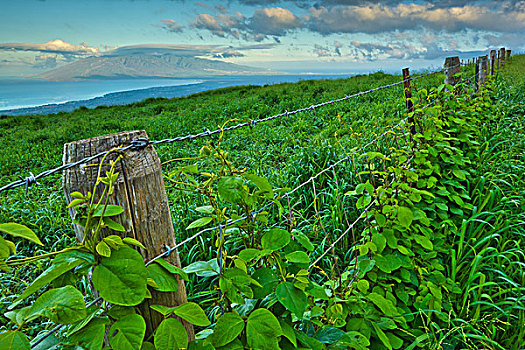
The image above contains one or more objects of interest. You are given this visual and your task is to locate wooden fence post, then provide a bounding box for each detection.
[490,50,497,75]
[506,49,512,60]
[62,130,195,340]
[499,47,506,67]
[402,68,416,135]
[479,55,488,89]
[444,56,461,86]
[474,57,480,90]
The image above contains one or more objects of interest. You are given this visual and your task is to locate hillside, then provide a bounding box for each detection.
[1,56,524,349]
[31,54,264,81]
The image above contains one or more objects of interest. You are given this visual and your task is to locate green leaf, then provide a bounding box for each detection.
[397,206,413,228]
[452,169,466,180]
[261,228,290,251]
[374,254,402,273]
[246,308,282,350]
[357,280,369,293]
[154,258,189,281]
[218,177,247,204]
[92,246,147,306]
[0,223,42,246]
[172,302,211,327]
[245,173,274,199]
[26,286,86,324]
[0,331,30,350]
[147,263,179,292]
[211,313,245,348]
[195,205,214,214]
[414,235,433,250]
[69,317,108,350]
[279,319,297,348]
[92,205,124,217]
[96,241,112,257]
[251,267,279,299]
[103,218,126,232]
[0,236,14,259]
[372,323,392,350]
[239,248,261,261]
[107,305,136,321]
[276,281,307,317]
[367,293,399,317]
[293,231,314,252]
[154,318,188,350]
[183,259,219,277]
[150,304,176,316]
[109,314,146,350]
[122,237,146,250]
[285,251,310,264]
[186,217,213,230]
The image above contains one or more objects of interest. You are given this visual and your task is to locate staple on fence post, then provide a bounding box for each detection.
[479,55,488,89]
[444,56,461,86]
[490,50,497,75]
[62,130,194,340]
[402,68,416,135]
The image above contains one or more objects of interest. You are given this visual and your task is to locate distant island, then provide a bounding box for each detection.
[31,54,265,81]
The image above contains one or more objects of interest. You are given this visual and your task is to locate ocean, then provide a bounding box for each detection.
[0,74,354,116]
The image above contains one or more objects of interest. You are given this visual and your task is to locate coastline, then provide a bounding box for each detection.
[0,74,357,116]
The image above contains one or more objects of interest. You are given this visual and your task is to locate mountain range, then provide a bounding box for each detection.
[32,54,264,81]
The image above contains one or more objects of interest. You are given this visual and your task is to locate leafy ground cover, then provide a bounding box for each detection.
[0,56,524,349]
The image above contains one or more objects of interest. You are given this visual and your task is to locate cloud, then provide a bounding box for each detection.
[161,19,184,32]
[313,41,343,57]
[190,6,301,40]
[305,3,525,35]
[105,44,223,57]
[249,7,301,36]
[102,43,278,58]
[213,50,244,58]
[0,39,99,56]
[191,13,246,38]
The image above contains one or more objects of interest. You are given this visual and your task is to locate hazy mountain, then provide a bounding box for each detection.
[32,54,264,81]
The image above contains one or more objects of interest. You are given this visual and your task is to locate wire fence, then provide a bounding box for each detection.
[0,57,487,347]
[0,66,453,194]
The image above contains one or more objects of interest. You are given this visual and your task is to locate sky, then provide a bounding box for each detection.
[0,0,523,76]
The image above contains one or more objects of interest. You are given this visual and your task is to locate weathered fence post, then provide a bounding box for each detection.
[62,130,195,339]
[474,57,480,90]
[478,55,488,89]
[490,50,497,75]
[506,49,512,60]
[499,47,506,67]
[444,56,461,89]
[402,68,416,135]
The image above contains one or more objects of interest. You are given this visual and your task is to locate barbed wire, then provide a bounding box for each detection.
[0,66,452,194]
[146,116,409,267]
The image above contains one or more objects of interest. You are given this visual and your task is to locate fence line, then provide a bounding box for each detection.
[6,53,499,346]
[0,66,454,194]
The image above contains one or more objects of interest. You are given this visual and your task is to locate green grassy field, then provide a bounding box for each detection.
[1,56,524,349]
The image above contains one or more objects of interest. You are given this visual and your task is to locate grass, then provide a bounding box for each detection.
[0,56,524,349]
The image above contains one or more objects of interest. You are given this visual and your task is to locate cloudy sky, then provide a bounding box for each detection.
[0,0,523,76]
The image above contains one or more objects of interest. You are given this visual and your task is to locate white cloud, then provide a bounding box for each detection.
[0,39,99,56]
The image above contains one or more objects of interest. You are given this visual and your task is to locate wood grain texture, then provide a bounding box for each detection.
[62,130,194,339]
[444,56,461,86]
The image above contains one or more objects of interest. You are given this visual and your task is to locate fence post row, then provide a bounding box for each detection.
[62,130,194,340]
[402,67,416,135]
